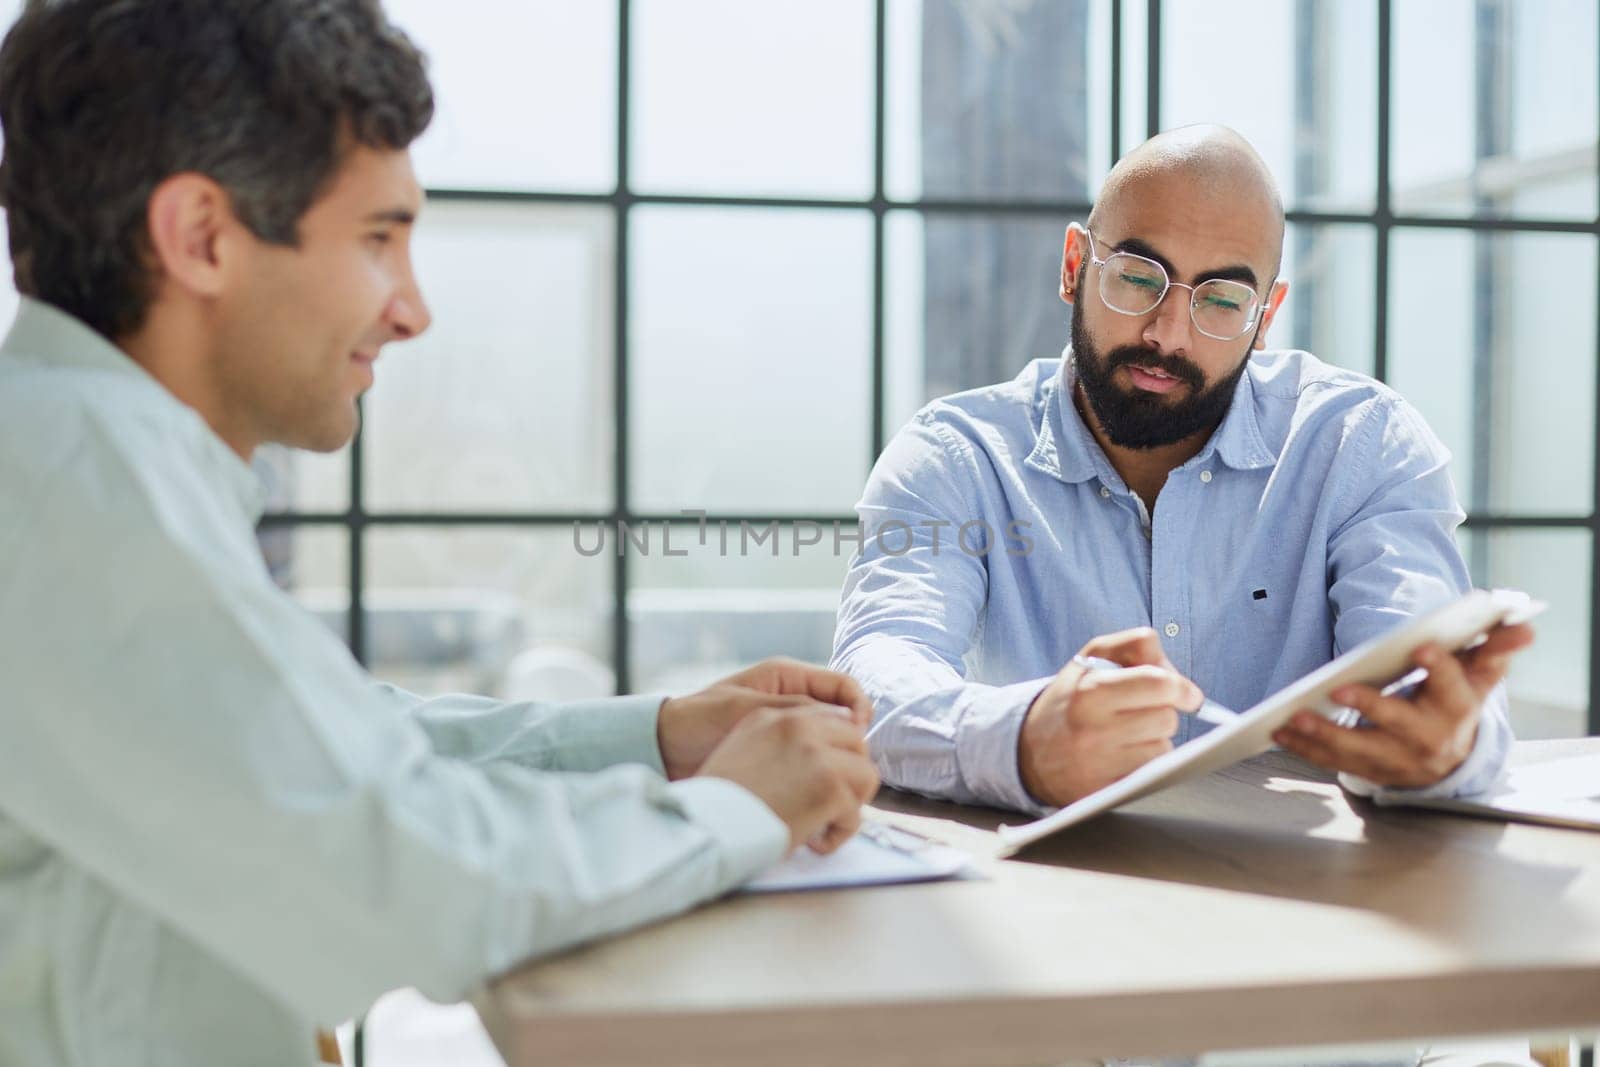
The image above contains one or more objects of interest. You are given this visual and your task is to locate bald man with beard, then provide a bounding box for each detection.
[831,125,1534,815]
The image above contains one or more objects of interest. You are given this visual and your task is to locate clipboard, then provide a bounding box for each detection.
[995,588,1546,857]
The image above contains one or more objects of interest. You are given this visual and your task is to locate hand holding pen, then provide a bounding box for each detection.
[1016,627,1216,808]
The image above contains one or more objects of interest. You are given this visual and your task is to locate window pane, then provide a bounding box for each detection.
[1274,224,1376,376]
[885,211,1077,436]
[1389,230,1596,516]
[1083,0,1114,189]
[1392,0,1598,220]
[388,0,617,192]
[630,206,872,514]
[1119,0,1149,153]
[1161,0,1377,213]
[364,203,614,513]
[260,524,350,647]
[1459,528,1590,739]
[629,522,854,695]
[365,528,613,700]
[254,445,350,514]
[886,0,1106,202]
[631,0,873,198]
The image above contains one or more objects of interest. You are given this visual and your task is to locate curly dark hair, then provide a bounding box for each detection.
[0,0,434,339]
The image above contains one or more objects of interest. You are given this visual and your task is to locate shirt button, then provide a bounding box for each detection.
[1099,486,1112,499]
[1199,470,1213,483]
[1164,622,1181,638]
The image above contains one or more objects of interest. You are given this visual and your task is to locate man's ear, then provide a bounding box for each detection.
[144,173,238,299]
[1252,279,1289,351]
[1060,222,1088,305]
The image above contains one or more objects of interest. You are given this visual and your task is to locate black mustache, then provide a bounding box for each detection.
[1105,349,1204,389]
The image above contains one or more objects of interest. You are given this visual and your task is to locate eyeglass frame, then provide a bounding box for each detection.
[1078,227,1276,343]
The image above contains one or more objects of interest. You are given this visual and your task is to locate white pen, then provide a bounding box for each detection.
[1071,654,1239,727]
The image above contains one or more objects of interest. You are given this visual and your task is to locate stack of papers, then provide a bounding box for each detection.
[742,822,978,894]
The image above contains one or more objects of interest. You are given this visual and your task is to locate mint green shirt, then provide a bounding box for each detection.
[0,298,788,1066]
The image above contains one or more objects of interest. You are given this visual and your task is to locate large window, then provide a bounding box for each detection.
[2,2,1593,735]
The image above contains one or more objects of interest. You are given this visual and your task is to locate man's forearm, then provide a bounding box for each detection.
[381,684,669,775]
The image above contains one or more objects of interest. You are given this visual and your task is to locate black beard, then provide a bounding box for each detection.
[1069,301,1250,450]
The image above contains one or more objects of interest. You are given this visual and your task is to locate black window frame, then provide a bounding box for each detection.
[259,0,1600,741]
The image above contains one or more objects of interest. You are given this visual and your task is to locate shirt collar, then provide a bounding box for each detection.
[1025,350,1114,485]
[1202,362,1279,472]
[1026,346,1278,486]
[1,296,268,521]
[1,295,154,381]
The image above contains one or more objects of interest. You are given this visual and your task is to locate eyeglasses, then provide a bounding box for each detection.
[1083,229,1267,342]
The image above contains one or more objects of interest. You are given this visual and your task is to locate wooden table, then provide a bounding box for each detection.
[475,739,1600,1066]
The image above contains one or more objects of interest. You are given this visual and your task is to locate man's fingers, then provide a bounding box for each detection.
[1472,622,1536,659]
[799,753,875,846]
[726,660,874,727]
[1408,644,1480,725]
[1073,665,1202,724]
[1100,737,1174,783]
[1327,683,1451,756]
[1459,623,1534,694]
[826,747,881,803]
[1109,703,1182,744]
[1273,714,1422,784]
[1328,643,1489,759]
[1082,626,1173,670]
[721,656,804,692]
[737,690,815,711]
[807,805,863,855]
[799,670,874,728]
[1273,724,1379,779]
[791,707,871,756]
[733,689,862,730]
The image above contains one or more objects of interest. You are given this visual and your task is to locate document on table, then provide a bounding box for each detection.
[1385,753,1600,832]
[741,822,979,894]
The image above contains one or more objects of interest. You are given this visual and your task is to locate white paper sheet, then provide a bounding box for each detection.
[1394,753,1600,832]
[741,822,978,894]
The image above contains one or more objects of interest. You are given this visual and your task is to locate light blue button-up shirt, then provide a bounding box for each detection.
[0,298,788,1067]
[832,350,1510,815]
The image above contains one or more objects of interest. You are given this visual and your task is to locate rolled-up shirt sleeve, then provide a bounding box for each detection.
[1325,396,1513,801]
[831,412,1052,815]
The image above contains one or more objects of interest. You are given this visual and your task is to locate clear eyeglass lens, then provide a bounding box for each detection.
[1190,278,1259,340]
[1100,253,1168,314]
